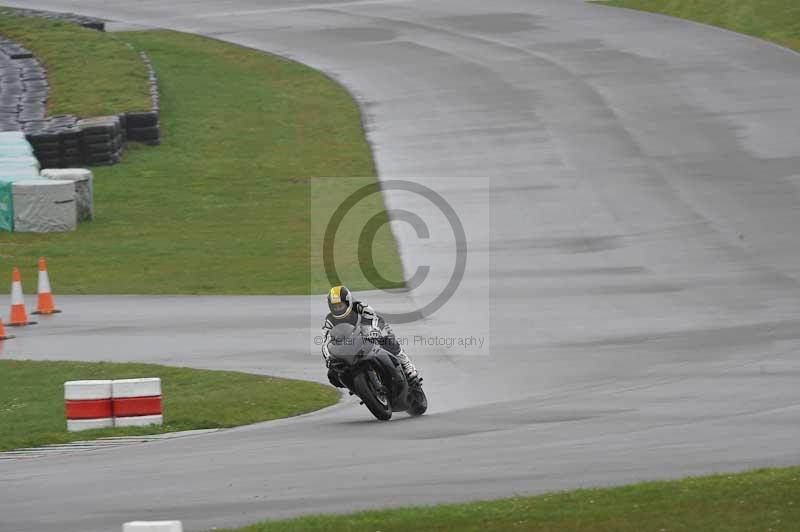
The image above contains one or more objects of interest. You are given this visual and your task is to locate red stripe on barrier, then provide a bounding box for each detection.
[65,399,113,419]
[113,396,162,417]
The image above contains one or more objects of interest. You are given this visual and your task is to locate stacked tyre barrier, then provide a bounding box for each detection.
[0,40,46,132]
[0,33,161,168]
[64,378,163,432]
[127,52,160,146]
[78,116,125,166]
[24,115,81,168]
[0,8,106,32]
[0,39,86,170]
[126,111,159,146]
[143,52,160,115]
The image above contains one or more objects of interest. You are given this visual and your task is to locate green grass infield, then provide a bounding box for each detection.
[0,12,150,116]
[599,0,800,53]
[222,466,800,531]
[0,359,338,452]
[0,18,402,294]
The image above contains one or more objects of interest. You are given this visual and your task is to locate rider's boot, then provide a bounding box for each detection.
[397,348,422,386]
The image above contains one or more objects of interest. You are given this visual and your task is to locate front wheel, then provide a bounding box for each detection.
[406,386,427,416]
[353,368,392,421]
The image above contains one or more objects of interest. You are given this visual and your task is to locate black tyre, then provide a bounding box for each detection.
[30,141,60,151]
[84,141,113,153]
[80,125,115,136]
[83,152,114,164]
[85,152,113,162]
[126,111,158,128]
[85,151,113,159]
[35,150,61,160]
[128,125,160,141]
[32,143,60,154]
[38,159,61,169]
[353,368,392,421]
[82,133,113,145]
[81,21,105,31]
[406,386,428,416]
[29,132,59,143]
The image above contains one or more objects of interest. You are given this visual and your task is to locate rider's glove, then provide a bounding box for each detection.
[366,329,382,341]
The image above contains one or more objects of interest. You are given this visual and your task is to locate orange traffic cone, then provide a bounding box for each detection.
[32,257,61,315]
[8,267,36,326]
[0,318,15,340]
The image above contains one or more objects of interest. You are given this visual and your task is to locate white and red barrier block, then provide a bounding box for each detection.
[112,378,163,427]
[64,378,163,431]
[123,521,182,532]
[64,380,113,432]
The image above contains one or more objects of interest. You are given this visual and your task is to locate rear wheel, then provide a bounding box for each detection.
[353,368,392,421]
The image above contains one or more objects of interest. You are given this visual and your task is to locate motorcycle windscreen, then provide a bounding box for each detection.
[328,331,365,363]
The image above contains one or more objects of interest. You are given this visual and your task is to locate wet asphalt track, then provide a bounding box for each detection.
[2,1,800,531]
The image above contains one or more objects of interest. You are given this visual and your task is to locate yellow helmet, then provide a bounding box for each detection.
[327,285,353,319]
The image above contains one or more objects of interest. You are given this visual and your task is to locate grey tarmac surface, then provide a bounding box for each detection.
[2,1,800,531]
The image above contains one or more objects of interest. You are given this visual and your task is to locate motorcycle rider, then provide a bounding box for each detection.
[321,285,421,388]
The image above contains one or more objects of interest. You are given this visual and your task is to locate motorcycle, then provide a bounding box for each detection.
[326,322,427,420]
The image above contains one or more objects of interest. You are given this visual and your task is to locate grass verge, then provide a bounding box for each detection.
[0,359,338,452]
[0,23,402,294]
[599,0,800,52]
[0,12,150,116]
[223,467,800,531]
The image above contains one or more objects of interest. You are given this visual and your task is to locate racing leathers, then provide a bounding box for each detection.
[321,301,420,388]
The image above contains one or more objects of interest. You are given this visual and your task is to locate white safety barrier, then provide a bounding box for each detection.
[0,144,34,157]
[11,179,77,232]
[0,131,27,142]
[0,132,34,157]
[0,165,39,178]
[40,168,94,222]
[64,380,113,431]
[112,378,163,427]
[0,156,39,169]
[123,521,183,532]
